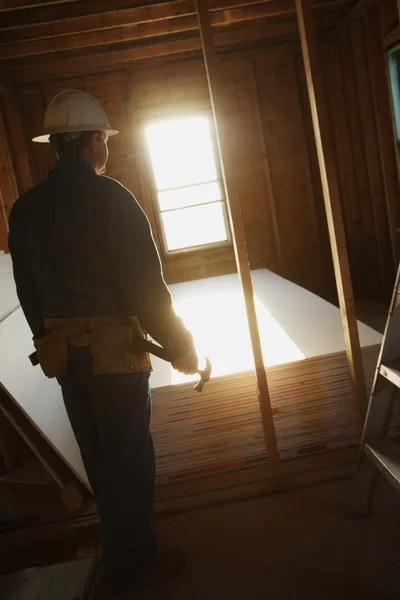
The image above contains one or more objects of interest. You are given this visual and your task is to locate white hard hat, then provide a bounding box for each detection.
[33,89,119,143]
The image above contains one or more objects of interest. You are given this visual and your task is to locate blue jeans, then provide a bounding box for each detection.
[58,346,156,584]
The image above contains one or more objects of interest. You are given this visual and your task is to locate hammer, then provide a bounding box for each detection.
[135,337,212,393]
[29,339,212,393]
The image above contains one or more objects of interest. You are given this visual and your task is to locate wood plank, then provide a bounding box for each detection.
[254,46,326,294]
[365,3,400,263]
[250,56,284,276]
[329,0,373,41]
[3,21,302,84]
[350,21,394,303]
[340,31,385,298]
[0,1,297,59]
[385,24,400,49]
[293,44,335,300]
[1,93,34,194]
[0,387,88,511]
[195,0,281,482]
[0,0,81,9]
[295,0,367,430]
[0,105,18,250]
[326,41,366,295]
[0,0,354,36]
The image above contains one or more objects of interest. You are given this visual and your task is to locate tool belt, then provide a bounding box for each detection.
[34,316,151,378]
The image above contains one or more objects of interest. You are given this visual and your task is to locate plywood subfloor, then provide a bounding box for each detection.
[0,266,384,488]
[140,478,400,600]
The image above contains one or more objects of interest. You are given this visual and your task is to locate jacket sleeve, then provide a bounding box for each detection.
[8,206,44,337]
[102,181,195,359]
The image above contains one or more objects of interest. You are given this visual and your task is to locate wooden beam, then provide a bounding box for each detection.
[329,0,373,41]
[0,387,90,511]
[1,11,342,85]
[0,1,295,59]
[365,3,400,263]
[0,0,81,10]
[385,24,400,49]
[195,0,281,481]
[295,0,367,431]
[3,21,301,83]
[0,1,354,60]
[0,0,354,42]
[2,93,35,193]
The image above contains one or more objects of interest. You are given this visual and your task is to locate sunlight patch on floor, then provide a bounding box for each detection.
[170,288,305,385]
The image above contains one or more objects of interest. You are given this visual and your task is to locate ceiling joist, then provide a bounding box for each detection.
[0,0,354,38]
[0,0,82,11]
[2,11,340,84]
[0,1,354,59]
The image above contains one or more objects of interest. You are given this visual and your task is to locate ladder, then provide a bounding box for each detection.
[349,263,400,516]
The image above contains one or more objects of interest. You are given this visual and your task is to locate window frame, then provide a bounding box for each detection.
[387,43,400,155]
[142,107,232,256]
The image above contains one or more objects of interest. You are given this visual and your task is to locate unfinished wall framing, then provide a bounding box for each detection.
[1,12,396,303]
[1,0,400,508]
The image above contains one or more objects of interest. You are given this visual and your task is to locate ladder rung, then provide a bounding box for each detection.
[379,360,400,387]
[364,438,400,491]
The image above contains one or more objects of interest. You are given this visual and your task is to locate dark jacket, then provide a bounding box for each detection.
[8,158,193,359]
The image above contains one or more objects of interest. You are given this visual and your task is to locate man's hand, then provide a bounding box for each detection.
[172,349,199,375]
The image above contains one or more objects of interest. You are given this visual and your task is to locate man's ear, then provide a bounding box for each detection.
[87,132,99,152]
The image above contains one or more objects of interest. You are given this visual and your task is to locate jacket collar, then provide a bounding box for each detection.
[51,158,96,175]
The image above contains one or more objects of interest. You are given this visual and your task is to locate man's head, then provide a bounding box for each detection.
[33,90,118,174]
[49,130,109,174]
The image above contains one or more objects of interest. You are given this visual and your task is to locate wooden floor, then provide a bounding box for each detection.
[137,478,400,600]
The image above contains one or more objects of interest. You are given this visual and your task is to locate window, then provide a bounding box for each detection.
[145,115,230,252]
[388,44,400,153]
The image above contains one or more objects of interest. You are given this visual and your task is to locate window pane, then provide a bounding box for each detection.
[162,202,228,251]
[145,116,218,190]
[158,181,222,211]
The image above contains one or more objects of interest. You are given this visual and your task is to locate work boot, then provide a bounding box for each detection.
[98,549,186,599]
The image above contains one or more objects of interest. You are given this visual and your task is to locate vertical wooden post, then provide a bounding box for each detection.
[365,3,400,264]
[195,0,281,481]
[295,0,367,431]
[0,106,19,250]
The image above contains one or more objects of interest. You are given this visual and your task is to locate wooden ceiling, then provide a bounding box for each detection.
[0,0,358,84]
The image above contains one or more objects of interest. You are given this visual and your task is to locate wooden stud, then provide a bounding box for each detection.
[295,0,367,431]
[195,0,281,481]
[365,3,400,264]
[329,0,373,42]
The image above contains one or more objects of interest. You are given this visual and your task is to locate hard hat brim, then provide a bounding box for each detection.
[32,128,119,143]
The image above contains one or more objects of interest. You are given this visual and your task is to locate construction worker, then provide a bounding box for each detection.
[8,90,199,596]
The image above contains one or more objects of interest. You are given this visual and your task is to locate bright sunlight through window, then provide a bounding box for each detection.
[145,116,230,251]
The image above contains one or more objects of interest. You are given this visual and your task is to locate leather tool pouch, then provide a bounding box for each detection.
[33,329,68,378]
[34,317,150,378]
[90,325,151,375]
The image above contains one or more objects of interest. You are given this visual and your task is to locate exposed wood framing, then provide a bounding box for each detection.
[385,25,400,48]
[0,387,89,512]
[0,2,296,59]
[0,103,19,250]
[295,0,367,430]
[365,3,400,264]
[329,0,373,41]
[3,12,346,85]
[0,0,354,35]
[195,0,281,480]
[0,0,81,9]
